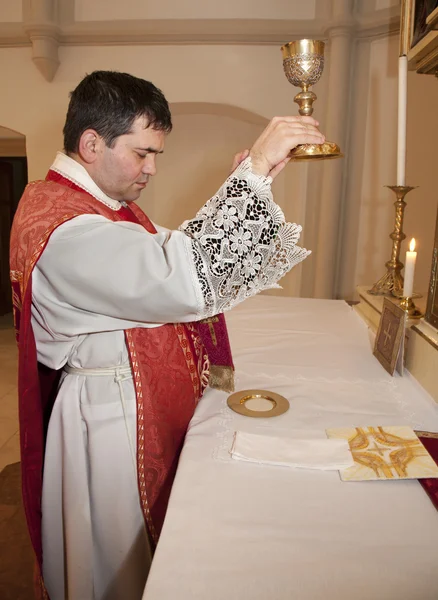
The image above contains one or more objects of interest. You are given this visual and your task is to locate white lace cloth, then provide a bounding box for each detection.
[180,157,310,316]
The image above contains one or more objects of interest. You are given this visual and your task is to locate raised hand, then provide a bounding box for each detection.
[229,149,250,174]
[250,116,325,178]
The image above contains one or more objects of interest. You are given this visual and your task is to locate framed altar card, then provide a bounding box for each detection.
[373,298,406,376]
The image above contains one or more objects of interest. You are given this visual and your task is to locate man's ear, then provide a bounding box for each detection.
[77,129,104,164]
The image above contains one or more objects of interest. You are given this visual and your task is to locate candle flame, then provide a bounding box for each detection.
[409,238,416,252]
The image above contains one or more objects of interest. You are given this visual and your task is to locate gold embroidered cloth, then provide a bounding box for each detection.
[326,426,438,481]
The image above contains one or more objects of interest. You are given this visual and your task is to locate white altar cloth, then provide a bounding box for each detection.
[143,296,438,600]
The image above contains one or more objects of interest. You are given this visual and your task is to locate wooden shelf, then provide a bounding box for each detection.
[354,286,438,403]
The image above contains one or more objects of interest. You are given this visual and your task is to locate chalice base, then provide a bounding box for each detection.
[289,140,343,161]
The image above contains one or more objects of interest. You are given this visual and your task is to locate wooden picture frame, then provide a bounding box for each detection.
[411,0,438,47]
[403,0,438,73]
[425,208,438,329]
[400,0,415,55]
[402,0,438,52]
[373,299,406,376]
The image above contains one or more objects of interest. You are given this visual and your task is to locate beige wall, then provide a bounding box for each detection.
[75,0,317,21]
[0,1,22,22]
[357,0,399,15]
[375,0,399,10]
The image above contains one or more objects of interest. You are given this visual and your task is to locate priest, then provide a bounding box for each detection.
[9,70,325,600]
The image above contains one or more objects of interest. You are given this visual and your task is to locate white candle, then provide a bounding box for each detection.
[403,238,417,298]
[397,56,408,186]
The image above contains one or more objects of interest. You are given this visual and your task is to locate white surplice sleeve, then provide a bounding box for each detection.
[33,157,309,331]
[33,219,205,328]
[180,157,310,317]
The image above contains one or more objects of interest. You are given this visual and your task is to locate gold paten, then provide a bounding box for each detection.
[281,39,343,161]
[368,186,417,297]
[227,389,289,418]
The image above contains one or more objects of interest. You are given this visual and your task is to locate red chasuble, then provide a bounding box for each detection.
[9,171,233,589]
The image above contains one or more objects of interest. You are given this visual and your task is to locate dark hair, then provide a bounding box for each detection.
[63,71,172,154]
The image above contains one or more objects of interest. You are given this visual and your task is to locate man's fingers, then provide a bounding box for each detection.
[271,115,320,127]
[271,120,325,143]
[298,125,323,138]
[298,135,325,147]
[230,148,250,173]
[288,122,323,136]
[249,116,326,177]
[304,132,325,142]
[298,116,319,126]
[288,130,325,148]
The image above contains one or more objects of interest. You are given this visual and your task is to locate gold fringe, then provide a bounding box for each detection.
[415,431,438,439]
[209,365,235,393]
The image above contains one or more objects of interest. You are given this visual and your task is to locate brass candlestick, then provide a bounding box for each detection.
[368,185,416,297]
[281,39,343,160]
[399,296,423,319]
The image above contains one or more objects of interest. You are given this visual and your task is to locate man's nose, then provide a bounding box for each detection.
[142,155,157,176]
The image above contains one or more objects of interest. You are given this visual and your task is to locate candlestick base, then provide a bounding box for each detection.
[399,296,423,319]
[368,270,404,297]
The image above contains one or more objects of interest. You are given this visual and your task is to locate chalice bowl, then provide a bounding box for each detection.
[281,39,343,160]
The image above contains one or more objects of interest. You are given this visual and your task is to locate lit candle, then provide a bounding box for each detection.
[397,56,408,186]
[403,238,417,298]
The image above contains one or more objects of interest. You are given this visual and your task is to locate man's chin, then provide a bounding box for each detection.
[124,190,142,202]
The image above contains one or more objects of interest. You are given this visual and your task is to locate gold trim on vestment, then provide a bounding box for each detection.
[174,323,203,400]
[125,329,158,544]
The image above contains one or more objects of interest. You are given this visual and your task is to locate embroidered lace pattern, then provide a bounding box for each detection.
[180,157,310,316]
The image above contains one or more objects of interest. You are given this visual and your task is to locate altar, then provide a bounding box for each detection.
[143,296,438,600]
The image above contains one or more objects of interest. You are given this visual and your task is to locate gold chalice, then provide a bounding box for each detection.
[281,39,343,160]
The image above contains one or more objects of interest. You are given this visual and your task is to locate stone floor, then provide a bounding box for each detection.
[0,314,34,598]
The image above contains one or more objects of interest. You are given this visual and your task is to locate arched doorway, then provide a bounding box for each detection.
[0,126,27,316]
[144,102,269,229]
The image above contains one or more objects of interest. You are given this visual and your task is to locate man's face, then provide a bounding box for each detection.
[92,117,166,202]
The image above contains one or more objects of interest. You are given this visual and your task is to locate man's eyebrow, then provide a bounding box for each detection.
[135,147,164,154]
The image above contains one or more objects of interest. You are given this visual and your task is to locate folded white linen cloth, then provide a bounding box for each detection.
[230,431,354,470]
